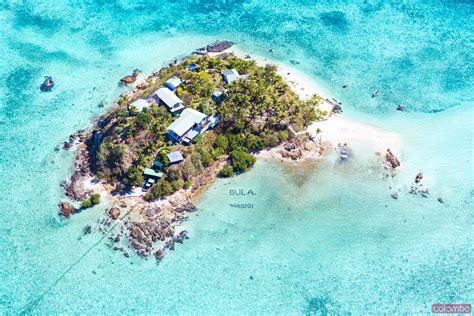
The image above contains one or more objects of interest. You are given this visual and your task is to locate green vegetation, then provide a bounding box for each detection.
[230,147,256,172]
[90,54,326,200]
[81,200,92,208]
[81,193,101,209]
[219,165,234,177]
[90,193,101,205]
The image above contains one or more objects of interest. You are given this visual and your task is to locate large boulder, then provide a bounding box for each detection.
[58,201,77,218]
[108,207,121,220]
[206,40,234,53]
[66,172,89,201]
[120,76,136,84]
[131,226,145,241]
[384,149,400,169]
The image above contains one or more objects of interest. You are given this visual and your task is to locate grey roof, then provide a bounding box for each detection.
[223,69,239,84]
[167,108,208,138]
[129,99,149,112]
[184,129,199,140]
[168,115,195,137]
[167,151,184,163]
[181,108,207,124]
[155,87,183,110]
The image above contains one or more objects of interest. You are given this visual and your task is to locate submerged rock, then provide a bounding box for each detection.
[83,225,92,235]
[155,249,165,261]
[40,76,54,92]
[396,104,406,111]
[175,230,189,244]
[415,172,423,184]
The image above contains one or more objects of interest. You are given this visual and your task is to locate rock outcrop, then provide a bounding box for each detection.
[415,172,423,184]
[174,201,197,213]
[108,207,121,220]
[66,172,90,201]
[384,149,400,169]
[119,70,140,85]
[129,220,174,256]
[277,139,321,160]
[59,201,77,218]
[206,40,234,52]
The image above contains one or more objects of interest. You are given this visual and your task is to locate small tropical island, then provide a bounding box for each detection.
[59,41,400,259]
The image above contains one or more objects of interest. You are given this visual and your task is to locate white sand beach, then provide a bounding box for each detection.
[215,45,402,157]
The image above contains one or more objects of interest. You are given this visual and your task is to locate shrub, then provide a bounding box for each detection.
[151,180,174,198]
[90,193,101,205]
[136,111,153,128]
[230,148,256,172]
[184,180,192,189]
[214,135,229,151]
[193,134,203,144]
[219,165,234,177]
[277,130,289,142]
[123,166,144,188]
[198,147,214,167]
[211,147,224,159]
[81,199,92,208]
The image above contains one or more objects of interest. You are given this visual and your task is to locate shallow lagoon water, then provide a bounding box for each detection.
[0,1,473,314]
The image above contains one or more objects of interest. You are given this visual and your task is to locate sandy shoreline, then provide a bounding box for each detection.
[214,45,401,158]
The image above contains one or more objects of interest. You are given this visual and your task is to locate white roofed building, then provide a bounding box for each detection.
[223,69,240,84]
[167,108,214,144]
[155,87,184,114]
[129,99,149,112]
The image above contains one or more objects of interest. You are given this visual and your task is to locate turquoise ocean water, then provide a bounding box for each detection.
[0,1,472,314]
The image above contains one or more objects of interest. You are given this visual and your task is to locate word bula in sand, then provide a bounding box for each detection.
[229,189,256,196]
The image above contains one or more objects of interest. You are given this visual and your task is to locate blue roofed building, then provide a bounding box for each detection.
[165,76,182,91]
[212,90,224,103]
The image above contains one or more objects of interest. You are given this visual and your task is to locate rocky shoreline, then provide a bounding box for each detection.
[62,122,228,259]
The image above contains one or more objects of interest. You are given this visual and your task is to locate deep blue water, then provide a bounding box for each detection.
[0,1,473,314]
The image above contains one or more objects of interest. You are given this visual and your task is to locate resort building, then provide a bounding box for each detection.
[165,76,182,91]
[212,90,224,103]
[129,99,149,112]
[167,108,220,144]
[222,69,240,84]
[155,87,184,114]
[167,151,184,164]
[167,108,208,143]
